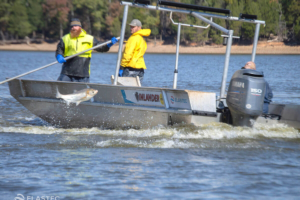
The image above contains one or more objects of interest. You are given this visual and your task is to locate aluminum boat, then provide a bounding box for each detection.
[7,0,300,129]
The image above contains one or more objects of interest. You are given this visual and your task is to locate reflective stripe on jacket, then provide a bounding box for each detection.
[121,29,151,69]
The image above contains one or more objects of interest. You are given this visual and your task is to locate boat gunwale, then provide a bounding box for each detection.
[18,96,220,117]
[16,78,218,94]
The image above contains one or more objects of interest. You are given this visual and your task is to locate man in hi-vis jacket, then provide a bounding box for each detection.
[119,19,151,82]
[56,18,118,83]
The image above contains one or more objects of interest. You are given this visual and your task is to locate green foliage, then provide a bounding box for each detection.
[209,18,224,44]
[0,0,299,43]
[286,0,300,41]
[226,0,244,36]
[0,0,11,32]
[241,0,261,40]
[26,0,44,32]
[179,14,209,44]
[8,1,32,38]
[72,0,108,35]
[143,9,160,36]
[43,0,70,38]
[258,0,280,38]
[193,0,225,44]
[111,17,121,36]
[104,1,122,38]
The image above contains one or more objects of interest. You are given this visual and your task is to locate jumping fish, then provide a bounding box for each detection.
[56,88,98,106]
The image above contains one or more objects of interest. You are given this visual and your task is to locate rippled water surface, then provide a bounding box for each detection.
[0,51,300,199]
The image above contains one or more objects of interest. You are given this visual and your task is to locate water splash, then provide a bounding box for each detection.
[1,122,299,139]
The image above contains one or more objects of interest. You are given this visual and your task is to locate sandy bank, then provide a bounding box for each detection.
[0,41,299,54]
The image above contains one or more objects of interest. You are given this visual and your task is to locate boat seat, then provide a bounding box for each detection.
[111,75,141,87]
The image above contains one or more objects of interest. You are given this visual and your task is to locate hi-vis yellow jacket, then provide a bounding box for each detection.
[56,29,109,77]
[121,29,151,69]
[62,29,93,58]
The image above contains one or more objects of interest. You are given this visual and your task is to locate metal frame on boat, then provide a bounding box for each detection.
[7,0,300,129]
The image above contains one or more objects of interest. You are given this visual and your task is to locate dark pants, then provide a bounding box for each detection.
[263,103,269,114]
[121,67,144,82]
[57,74,90,83]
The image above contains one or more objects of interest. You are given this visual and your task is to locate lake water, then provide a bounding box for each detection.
[0,51,300,199]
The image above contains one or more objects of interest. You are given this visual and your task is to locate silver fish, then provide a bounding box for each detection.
[56,88,98,106]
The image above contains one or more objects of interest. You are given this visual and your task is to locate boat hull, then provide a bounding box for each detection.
[8,79,219,129]
[257,103,300,130]
[8,79,300,129]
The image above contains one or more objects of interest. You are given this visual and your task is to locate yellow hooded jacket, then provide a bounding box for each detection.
[121,29,151,69]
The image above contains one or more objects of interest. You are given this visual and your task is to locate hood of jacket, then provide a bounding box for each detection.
[132,29,151,37]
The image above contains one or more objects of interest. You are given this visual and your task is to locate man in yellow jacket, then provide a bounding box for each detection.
[119,19,151,82]
[56,18,117,83]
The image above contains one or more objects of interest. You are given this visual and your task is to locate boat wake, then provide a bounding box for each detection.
[1,122,299,139]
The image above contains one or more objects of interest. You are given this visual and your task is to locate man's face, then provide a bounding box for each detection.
[130,26,141,34]
[70,25,81,37]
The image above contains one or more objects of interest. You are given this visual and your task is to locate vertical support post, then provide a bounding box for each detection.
[219,30,233,103]
[173,23,181,89]
[113,5,128,85]
[162,90,169,109]
[19,80,26,97]
[251,23,260,62]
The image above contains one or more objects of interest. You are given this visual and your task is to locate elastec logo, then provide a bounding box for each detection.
[251,88,262,96]
[14,194,25,200]
[135,92,160,102]
[170,96,188,104]
[14,194,60,200]
[170,96,175,104]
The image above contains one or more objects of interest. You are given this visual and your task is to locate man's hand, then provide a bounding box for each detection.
[107,37,118,48]
[56,54,66,63]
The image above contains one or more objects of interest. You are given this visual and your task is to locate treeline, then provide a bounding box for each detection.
[0,0,299,45]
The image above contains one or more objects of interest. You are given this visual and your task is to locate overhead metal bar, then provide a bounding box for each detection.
[133,0,150,5]
[157,0,231,15]
[170,12,211,29]
[240,13,257,20]
[221,35,240,39]
[120,1,265,25]
[192,12,229,35]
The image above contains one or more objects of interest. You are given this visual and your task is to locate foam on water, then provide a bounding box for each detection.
[1,122,299,139]
[0,126,65,134]
[96,138,196,148]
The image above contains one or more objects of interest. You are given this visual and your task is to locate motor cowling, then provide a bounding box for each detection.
[226,69,266,127]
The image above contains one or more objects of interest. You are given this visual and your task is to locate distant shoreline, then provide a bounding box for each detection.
[0,41,299,54]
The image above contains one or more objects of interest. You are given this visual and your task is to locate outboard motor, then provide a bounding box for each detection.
[226,69,266,127]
